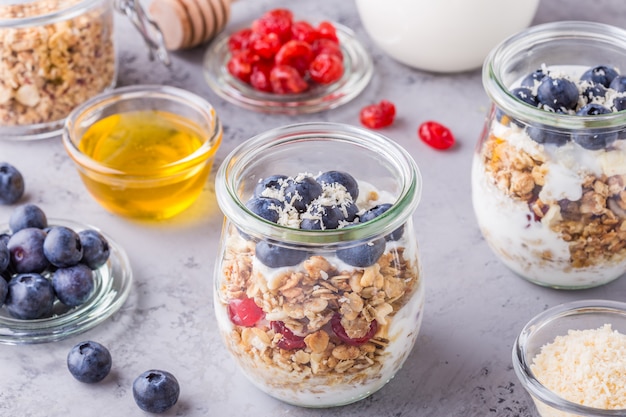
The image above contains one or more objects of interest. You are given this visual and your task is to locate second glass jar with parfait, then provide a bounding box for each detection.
[213,122,424,407]
[473,21,626,289]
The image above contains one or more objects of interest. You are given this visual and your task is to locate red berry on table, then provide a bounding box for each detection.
[270,64,309,94]
[309,53,344,84]
[418,121,455,150]
[227,297,265,327]
[359,100,396,129]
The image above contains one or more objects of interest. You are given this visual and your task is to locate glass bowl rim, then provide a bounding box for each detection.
[484,20,626,130]
[62,84,223,178]
[215,122,421,246]
[512,298,626,416]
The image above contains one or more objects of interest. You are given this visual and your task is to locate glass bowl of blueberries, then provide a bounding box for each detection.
[213,122,424,407]
[472,20,626,289]
[0,204,132,344]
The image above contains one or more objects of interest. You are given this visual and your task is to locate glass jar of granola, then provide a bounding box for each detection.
[214,122,424,407]
[0,0,168,140]
[473,21,626,289]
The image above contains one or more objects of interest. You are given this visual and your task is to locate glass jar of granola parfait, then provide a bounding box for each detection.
[214,122,424,407]
[473,21,626,289]
[0,0,168,140]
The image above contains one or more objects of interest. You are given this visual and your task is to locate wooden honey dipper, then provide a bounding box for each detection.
[148,0,233,50]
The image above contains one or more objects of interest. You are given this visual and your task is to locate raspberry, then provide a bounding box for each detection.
[418,121,455,150]
[331,313,378,346]
[270,321,306,350]
[317,21,339,42]
[226,50,257,83]
[274,40,314,76]
[359,100,396,129]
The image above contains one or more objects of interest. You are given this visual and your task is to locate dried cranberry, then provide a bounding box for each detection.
[226,50,257,83]
[228,28,253,52]
[270,64,309,94]
[317,21,339,42]
[271,321,306,350]
[291,20,318,44]
[227,297,265,327]
[331,313,377,346]
[418,121,455,150]
[309,53,344,85]
[250,60,274,92]
[252,8,293,42]
[275,40,314,76]
[311,38,343,60]
[359,100,396,129]
[250,32,282,60]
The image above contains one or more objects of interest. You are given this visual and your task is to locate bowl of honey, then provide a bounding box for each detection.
[62,85,222,220]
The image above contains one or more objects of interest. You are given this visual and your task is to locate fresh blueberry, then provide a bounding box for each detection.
[582,84,608,102]
[52,264,94,307]
[67,341,112,383]
[0,240,9,273]
[359,203,405,241]
[7,228,50,273]
[580,65,619,87]
[0,163,25,205]
[43,226,83,268]
[520,69,546,87]
[336,238,386,268]
[527,124,570,146]
[133,369,180,414]
[245,197,283,223]
[510,87,538,107]
[5,273,55,319]
[284,176,323,212]
[78,229,110,269]
[614,96,626,112]
[300,203,357,230]
[572,103,617,150]
[255,241,308,268]
[610,75,626,93]
[317,171,359,200]
[577,103,612,116]
[537,76,579,111]
[9,204,47,233]
[0,277,7,307]
[253,174,288,198]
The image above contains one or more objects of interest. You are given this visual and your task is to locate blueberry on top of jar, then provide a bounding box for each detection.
[579,65,619,87]
[536,76,579,111]
[609,75,626,93]
[520,68,547,88]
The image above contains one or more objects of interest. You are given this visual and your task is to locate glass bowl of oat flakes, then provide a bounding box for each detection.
[214,122,425,407]
[0,0,117,140]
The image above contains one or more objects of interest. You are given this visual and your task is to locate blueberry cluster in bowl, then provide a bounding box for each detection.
[0,204,110,320]
[501,64,626,149]
[244,170,404,268]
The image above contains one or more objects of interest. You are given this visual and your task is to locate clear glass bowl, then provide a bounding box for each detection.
[0,219,133,344]
[472,21,626,289]
[513,299,626,417]
[63,84,223,220]
[213,122,424,407]
[0,0,117,140]
[203,22,373,114]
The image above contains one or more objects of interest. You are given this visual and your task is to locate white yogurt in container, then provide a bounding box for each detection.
[355,0,539,73]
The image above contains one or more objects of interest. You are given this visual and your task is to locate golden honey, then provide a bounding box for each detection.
[76,110,217,219]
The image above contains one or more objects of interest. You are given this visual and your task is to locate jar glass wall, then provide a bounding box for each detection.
[214,122,424,407]
[0,0,117,140]
[473,21,626,289]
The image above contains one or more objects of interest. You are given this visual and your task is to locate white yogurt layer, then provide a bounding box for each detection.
[473,116,626,288]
